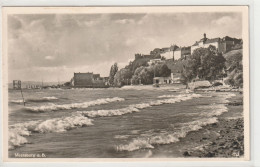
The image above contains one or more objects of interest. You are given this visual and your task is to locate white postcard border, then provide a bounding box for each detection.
[0,2,257,167]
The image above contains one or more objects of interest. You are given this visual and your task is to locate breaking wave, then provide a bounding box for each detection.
[116,92,236,152]
[9,114,93,149]
[10,96,59,104]
[28,96,59,102]
[116,117,218,152]
[43,96,59,100]
[24,97,125,112]
[198,104,228,117]
[79,94,202,118]
[10,100,25,104]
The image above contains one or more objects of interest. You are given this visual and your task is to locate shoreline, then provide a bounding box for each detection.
[180,92,244,158]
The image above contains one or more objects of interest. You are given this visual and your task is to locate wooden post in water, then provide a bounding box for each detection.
[20,88,25,106]
[13,80,25,106]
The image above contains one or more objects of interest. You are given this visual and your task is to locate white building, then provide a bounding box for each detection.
[190,33,241,54]
[173,48,182,60]
[191,34,220,54]
[173,46,191,60]
[153,77,172,84]
[161,51,174,60]
[148,59,165,66]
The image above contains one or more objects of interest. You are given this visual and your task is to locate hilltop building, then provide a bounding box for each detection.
[173,46,191,60]
[160,45,179,60]
[160,52,172,60]
[70,72,108,88]
[191,33,241,54]
[148,59,165,66]
[135,34,241,63]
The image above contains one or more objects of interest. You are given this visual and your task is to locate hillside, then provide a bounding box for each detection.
[125,57,151,74]
[223,49,243,87]
[223,49,243,59]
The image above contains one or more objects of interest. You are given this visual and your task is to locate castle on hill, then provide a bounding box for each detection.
[135,33,242,61]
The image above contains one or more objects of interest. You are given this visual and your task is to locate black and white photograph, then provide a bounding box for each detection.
[2,6,249,160]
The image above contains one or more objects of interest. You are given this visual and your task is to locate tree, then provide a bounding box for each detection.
[138,67,154,84]
[225,50,243,72]
[180,45,226,86]
[109,63,118,86]
[131,63,171,85]
[64,82,71,86]
[224,69,243,88]
[114,68,132,87]
[131,66,145,84]
[199,45,226,81]
[180,59,197,88]
[224,50,243,88]
[156,64,171,77]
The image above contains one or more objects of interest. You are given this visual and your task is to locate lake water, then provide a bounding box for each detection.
[8,86,236,158]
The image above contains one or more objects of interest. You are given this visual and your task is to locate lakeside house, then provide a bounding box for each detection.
[153,73,181,85]
[153,77,172,85]
[70,72,109,88]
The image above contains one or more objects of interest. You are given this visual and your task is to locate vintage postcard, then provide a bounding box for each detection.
[2,6,249,161]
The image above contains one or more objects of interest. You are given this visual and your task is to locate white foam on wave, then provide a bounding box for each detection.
[8,114,93,149]
[158,93,202,98]
[197,92,236,117]
[42,96,59,100]
[218,93,237,103]
[79,94,202,118]
[10,100,25,104]
[226,93,236,98]
[198,104,228,117]
[157,95,176,98]
[25,97,124,112]
[225,115,243,120]
[116,92,236,152]
[116,117,218,152]
[114,135,131,139]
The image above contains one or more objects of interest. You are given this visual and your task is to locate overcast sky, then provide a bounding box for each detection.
[8,12,242,82]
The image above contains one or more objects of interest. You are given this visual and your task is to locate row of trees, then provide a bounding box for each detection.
[109,62,171,87]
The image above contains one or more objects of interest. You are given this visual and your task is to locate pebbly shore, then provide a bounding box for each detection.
[181,92,244,158]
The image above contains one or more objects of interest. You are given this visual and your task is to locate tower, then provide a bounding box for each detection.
[203,33,207,42]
